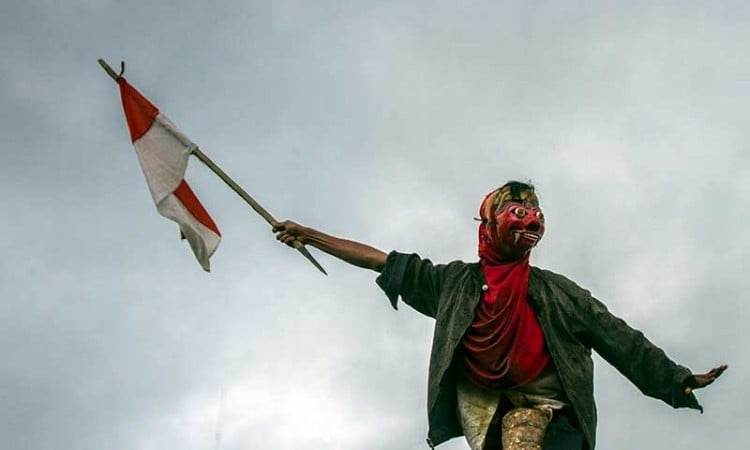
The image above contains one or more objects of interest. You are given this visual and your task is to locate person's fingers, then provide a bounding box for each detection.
[708,367,727,382]
[704,365,728,381]
[279,233,298,246]
[684,386,692,395]
[272,220,304,246]
[277,232,295,243]
[689,365,729,391]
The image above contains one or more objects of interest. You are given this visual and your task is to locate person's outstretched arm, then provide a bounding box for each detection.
[272,220,387,272]
[572,287,728,410]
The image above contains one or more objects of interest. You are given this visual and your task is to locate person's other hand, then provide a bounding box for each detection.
[684,364,728,395]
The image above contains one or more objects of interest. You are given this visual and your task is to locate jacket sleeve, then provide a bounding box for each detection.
[375,251,451,318]
[561,279,703,412]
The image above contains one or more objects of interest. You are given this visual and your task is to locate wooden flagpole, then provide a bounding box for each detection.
[98,58,327,275]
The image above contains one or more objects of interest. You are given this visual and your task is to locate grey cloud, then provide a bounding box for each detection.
[1,1,747,449]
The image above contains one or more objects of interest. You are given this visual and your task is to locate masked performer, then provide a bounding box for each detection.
[272,181,726,450]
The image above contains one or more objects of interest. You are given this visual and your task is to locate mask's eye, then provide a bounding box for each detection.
[535,210,545,223]
[512,207,526,218]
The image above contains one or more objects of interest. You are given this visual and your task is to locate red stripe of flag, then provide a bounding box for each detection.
[173,180,221,237]
[118,77,159,142]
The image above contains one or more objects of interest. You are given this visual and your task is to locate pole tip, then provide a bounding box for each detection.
[98,58,126,81]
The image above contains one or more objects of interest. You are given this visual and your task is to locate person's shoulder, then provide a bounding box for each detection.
[440,260,480,288]
[444,259,476,269]
[443,258,482,274]
[387,251,476,273]
[531,266,592,298]
[530,266,574,284]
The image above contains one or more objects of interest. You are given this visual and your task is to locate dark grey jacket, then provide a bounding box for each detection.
[376,252,702,449]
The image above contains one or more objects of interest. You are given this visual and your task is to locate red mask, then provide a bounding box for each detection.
[478,186,545,263]
[492,202,545,259]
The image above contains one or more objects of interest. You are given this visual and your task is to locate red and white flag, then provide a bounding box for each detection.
[117,77,220,271]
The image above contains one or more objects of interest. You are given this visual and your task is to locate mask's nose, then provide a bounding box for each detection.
[525,218,541,232]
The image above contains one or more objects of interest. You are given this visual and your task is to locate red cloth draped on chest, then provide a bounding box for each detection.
[461,253,550,389]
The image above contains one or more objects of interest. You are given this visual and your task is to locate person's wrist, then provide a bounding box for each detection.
[298,226,313,244]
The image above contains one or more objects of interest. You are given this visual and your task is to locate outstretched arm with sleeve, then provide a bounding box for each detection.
[567,285,727,411]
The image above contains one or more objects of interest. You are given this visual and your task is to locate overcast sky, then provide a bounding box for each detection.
[1,1,748,449]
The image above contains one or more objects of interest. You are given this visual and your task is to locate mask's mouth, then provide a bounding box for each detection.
[513,231,541,245]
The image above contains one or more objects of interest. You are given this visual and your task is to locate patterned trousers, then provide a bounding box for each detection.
[456,373,584,450]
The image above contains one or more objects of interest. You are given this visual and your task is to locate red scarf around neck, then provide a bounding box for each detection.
[461,191,550,388]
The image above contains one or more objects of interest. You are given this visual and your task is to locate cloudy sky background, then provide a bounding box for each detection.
[1,1,747,449]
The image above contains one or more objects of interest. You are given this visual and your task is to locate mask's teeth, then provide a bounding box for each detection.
[514,232,521,244]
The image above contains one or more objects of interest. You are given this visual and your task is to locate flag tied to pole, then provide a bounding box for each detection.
[117,77,221,271]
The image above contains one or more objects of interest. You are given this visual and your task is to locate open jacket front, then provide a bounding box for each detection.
[376,251,701,449]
